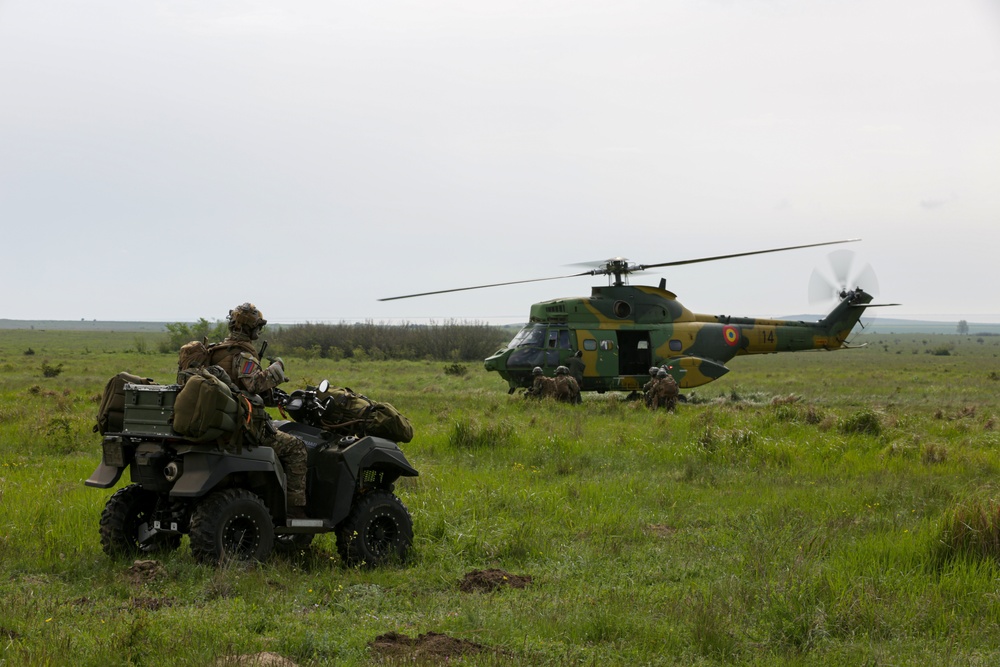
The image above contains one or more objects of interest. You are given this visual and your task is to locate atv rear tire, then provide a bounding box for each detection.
[189,488,274,565]
[336,490,413,567]
[99,484,181,557]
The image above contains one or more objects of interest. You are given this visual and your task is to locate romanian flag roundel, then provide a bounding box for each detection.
[723,325,739,346]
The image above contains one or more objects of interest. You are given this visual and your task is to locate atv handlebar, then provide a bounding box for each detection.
[272,382,332,428]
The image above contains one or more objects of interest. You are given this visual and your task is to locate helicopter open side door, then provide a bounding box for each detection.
[575,329,650,392]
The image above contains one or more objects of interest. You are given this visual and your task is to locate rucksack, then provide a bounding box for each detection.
[172,368,239,443]
[318,387,414,443]
[176,340,211,384]
[94,371,156,435]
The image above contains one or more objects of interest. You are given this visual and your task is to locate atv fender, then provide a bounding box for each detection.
[85,462,125,489]
[169,446,284,498]
[343,436,419,480]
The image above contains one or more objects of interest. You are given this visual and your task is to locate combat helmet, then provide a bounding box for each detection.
[649,366,659,376]
[555,366,569,375]
[228,302,267,340]
[532,367,544,376]
[657,368,668,378]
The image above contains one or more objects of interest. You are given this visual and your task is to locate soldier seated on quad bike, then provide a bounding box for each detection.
[182,303,309,519]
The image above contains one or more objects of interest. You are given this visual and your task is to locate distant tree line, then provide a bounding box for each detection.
[270,320,511,362]
[158,319,514,361]
[158,319,229,353]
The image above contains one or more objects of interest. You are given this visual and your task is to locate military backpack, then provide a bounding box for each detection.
[94,371,157,435]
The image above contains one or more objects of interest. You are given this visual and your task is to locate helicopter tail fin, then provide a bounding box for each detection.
[817,289,875,349]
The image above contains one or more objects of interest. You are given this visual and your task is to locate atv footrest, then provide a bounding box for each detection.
[275,518,329,534]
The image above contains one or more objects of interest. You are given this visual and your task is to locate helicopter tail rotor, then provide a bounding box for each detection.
[808,249,880,307]
[808,249,885,338]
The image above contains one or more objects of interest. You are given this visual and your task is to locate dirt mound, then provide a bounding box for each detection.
[126,559,167,586]
[459,568,532,593]
[370,632,490,662]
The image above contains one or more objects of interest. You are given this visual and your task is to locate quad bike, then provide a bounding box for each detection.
[86,380,418,566]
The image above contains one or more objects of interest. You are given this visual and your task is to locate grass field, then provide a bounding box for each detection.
[2,329,1000,665]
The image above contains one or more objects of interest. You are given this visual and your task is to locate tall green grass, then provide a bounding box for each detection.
[1,331,1000,664]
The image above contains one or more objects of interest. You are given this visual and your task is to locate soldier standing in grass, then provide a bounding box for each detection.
[206,303,309,519]
[566,350,586,390]
[643,366,660,407]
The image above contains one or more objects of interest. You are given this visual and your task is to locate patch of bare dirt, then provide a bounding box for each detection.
[214,652,298,667]
[369,632,494,662]
[458,568,532,593]
[648,523,677,537]
[126,559,167,586]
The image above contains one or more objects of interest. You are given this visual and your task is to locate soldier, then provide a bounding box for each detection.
[206,303,309,519]
[643,365,659,407]
[650,368,679,411]
[526,366,556,400]
[554,365,581,404]
[566,350,586,389]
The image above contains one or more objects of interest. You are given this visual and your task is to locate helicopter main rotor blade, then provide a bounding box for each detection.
[379,238,861,301]
[378,271,595,301]
[636,239,860,271]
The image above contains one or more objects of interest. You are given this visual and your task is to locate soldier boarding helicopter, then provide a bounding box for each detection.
[381,239,896,394]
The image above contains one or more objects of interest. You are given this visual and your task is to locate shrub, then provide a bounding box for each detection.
[839,408,884,437]
[41,362,64,378]
[443,363,468,377]
[936,497,1000,563]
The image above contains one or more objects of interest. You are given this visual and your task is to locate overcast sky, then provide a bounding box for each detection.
[2,1,998,325]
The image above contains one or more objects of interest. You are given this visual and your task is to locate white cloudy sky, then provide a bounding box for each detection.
[2,1,998,325]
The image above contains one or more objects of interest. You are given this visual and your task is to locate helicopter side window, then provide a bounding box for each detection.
[583,339,597,351]
[669,339,682,352]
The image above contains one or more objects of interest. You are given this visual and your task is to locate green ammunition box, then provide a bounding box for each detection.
[122,384,181,437]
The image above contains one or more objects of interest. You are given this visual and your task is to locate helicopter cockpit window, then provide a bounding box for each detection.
[508,325,545,349]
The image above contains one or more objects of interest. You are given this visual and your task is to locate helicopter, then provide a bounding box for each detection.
[380,239,895,394]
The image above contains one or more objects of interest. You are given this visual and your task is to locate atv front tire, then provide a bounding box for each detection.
[336,490,413,567]
[189,488,274,565]
[99,484,180,557]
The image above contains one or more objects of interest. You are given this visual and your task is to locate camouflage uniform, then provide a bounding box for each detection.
[649,370,679,411]
[208,304,308,509]
[642,366,659,407]
[527,375,557,400]
[554,366,581,404]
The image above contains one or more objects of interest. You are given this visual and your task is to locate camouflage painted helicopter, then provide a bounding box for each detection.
[381,239,892,394]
